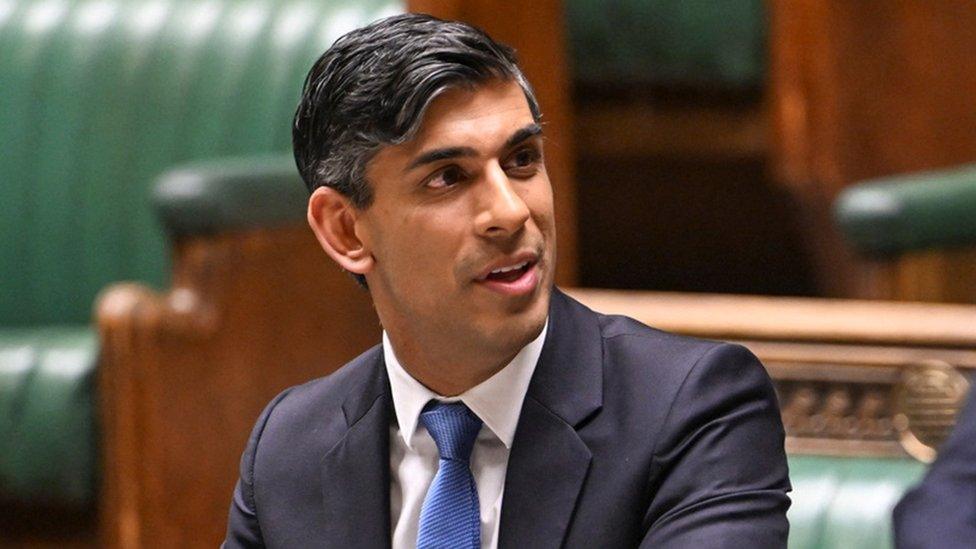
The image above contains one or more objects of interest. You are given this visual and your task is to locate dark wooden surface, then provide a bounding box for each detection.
[576,154,818,297]
[0,502,97,548]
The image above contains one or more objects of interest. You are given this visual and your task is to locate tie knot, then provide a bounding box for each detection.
[420,401,482,462]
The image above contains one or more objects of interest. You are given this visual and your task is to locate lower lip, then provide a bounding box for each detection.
[477,263,540,296]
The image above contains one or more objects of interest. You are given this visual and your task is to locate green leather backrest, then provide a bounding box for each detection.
[835,163,976,257]
[566,0,765,90]
[0,0,402,326]
[787,455,926,549]
[0,326,96,504]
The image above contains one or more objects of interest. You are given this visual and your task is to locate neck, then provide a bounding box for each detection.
[384,328,522,396]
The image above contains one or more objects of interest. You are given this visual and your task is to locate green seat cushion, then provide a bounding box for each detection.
[566,0,766,90]
[834,163,976,256]
[787,455,926,549]
[0,326,97,505]
[0,0,403,327]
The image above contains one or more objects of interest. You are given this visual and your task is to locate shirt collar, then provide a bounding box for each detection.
[384,318,548,451]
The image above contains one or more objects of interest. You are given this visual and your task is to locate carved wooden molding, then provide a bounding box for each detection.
[747,341,972,462]
[894,361,970,462]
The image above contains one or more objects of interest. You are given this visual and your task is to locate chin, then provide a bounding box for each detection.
[484,289,550,349]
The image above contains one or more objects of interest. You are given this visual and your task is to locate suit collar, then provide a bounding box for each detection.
[339,346,390,427]
[499,288,604,548]
[383,321,548,451]
[320,347,392,548]
[525,288,604,427]
[318,289,606,548]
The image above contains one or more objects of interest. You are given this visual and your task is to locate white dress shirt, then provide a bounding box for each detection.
[384,320,548,549]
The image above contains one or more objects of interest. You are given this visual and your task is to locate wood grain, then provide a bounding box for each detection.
[568,288,976,347]
[768,0,976,301]
[97,225,379,548]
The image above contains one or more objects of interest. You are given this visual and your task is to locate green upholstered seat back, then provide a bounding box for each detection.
[0,326,96,504]
[787,455,926,549]
[835,163,976,256]
[0,0,402,326]
[566,0,766,90]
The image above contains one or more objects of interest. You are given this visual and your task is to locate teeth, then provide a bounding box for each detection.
[490,261,528,275]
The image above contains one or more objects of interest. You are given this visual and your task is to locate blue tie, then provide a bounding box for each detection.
[416,401,483,549]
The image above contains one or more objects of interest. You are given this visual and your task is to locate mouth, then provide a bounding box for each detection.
[475,253,541,296]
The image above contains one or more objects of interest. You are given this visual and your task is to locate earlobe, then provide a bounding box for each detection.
[307,187,374,275]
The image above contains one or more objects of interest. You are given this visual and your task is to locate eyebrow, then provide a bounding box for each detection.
[405,122,544,172]
[407,146,477,171]
[504,122,543,149]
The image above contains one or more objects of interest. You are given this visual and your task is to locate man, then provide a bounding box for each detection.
[224,13,790,548]
[893,391,976,548]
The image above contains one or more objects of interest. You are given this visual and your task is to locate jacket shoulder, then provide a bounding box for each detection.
[584,303,772,421]
[598,310,722,357]
[258,344,384,444]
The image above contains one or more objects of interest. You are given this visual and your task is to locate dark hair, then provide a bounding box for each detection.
[292,13,541,209]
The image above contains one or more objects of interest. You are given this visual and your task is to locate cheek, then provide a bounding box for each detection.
[524,179,556,227]
[363,206,421,275]
[396,210,468,277]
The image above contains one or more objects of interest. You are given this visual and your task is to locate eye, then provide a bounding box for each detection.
[503,146,542,178]
[425,165,466,189]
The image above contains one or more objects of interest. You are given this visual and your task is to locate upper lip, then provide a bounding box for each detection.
[475,250,540,281]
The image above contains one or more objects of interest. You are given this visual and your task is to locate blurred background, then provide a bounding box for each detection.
[2,0,976,547]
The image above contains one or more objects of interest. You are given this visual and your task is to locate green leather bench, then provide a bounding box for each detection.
[0,327,97,506]
[788,456,925,548]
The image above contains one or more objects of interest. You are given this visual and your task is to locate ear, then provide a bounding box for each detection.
[307,186,374,276]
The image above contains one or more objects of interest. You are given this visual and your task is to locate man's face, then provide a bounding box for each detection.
[357,78,555,356]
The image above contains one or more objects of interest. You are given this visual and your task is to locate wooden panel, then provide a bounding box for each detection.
[894,248,976,302]
[97,226,380,548]
[768,1,976,301]
[0,503,97,548]
[577,102,766,160]
[575,152,819,297]
[567,288,976,347]
[770,1,976,200]
[408,0,577,286]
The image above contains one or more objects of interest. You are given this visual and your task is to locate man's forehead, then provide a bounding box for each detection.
[405,79,536,149]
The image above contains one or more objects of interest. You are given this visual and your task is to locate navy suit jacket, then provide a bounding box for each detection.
[894,390,976,548]
[224,289,791,548]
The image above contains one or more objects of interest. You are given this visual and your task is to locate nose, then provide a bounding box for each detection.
[474,162,531,237]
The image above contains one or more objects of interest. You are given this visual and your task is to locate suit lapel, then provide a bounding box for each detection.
[499,289,604,548]
[319,351,392,548]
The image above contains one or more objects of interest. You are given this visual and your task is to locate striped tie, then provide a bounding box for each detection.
[416,401,483,549]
